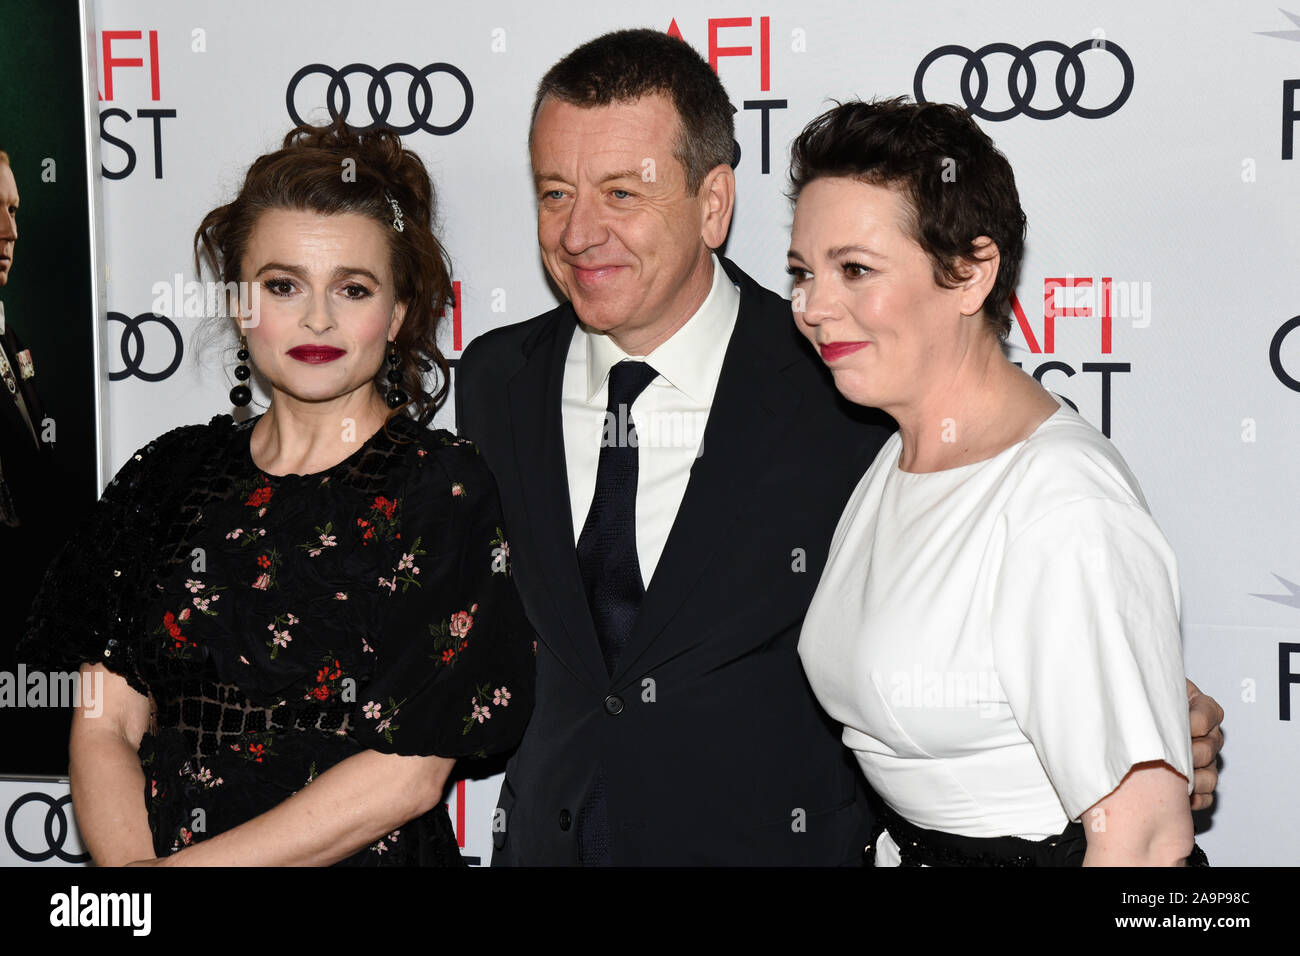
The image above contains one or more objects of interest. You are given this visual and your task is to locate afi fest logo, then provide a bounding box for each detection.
[98,29,180,180]
[1255,9,1300,159]
[666,15,789,174]
[1009,276,1150,437]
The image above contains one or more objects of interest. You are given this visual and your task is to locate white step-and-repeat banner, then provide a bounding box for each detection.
[5,0,1298,866]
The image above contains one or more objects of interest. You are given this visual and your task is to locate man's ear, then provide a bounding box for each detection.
[698,163,736,250]
[957,237,1000,317]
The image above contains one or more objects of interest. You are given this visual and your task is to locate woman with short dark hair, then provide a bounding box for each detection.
[20,120,535,866]
[790,98,1207,866]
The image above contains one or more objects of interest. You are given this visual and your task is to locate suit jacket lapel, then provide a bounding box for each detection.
[0,324,42,453]
[505,309,608,688]
[612,263,805,682]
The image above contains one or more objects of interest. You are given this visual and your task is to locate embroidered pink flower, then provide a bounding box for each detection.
[226,529,242,540]
[185,579,203,593]
[471,698,491,723]
[449,610,474,639]
[493,687,511,707]
[363,701,381,719]
[179,608,191,621]
[335,592,348,601]
[252,573,271,590]
[451,483,464,496]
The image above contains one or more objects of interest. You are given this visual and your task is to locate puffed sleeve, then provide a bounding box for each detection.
[352,436,536,759]
[989,496,1195,821]
[19,423,213,698]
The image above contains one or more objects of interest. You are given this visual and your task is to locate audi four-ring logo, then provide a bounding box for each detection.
[108,311,183,382]
[5,792,91,864]
[1271,316,1300,393]
[286,62,474,135]
[914,40,1134,120]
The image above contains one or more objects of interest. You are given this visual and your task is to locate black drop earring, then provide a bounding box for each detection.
[230,334,252,407]
[385,342,408,409]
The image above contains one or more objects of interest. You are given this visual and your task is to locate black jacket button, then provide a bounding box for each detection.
[559,809,572,831]
[604,694,624,715]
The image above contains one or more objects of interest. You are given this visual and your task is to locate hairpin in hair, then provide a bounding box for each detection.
[384,189,405,232]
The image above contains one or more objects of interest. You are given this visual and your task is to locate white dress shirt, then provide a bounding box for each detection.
[562,254,740,586]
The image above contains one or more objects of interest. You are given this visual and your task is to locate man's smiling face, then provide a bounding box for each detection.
[529,93,719,355]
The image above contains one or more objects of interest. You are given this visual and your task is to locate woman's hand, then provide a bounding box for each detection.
[1081,760,1194,866]
[1186,678,1224,811]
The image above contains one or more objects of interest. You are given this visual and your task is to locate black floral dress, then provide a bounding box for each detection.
[20,413,535,866]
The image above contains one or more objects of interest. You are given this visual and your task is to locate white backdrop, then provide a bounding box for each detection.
[16,0,1297,866]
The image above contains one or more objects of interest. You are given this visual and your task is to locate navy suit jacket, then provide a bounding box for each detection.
[455,257,893,864]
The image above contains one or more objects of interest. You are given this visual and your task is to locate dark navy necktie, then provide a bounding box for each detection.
[574,359,658,865]
[576,359,659,673]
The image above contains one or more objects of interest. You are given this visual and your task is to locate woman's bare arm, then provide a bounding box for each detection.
[1080,760,1194,866]
[69,663,155,866]
[139,749,455,866]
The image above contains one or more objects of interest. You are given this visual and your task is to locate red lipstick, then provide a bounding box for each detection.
[819,341,869,363]
[288,346,345,364]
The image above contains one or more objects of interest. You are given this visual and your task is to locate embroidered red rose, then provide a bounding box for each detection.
[245,484,273,508]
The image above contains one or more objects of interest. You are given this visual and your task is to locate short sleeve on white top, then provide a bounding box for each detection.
[990,493,1194,820]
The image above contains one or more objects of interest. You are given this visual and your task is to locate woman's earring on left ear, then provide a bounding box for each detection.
[230,335,252,407]
[385,342,408,409]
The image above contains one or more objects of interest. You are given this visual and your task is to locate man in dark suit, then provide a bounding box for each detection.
[455,30,1224,865]
[0,149,52,528]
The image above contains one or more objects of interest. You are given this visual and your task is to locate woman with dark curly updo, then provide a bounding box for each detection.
[19,121,535,866]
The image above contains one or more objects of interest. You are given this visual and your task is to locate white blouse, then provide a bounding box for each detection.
[798,398,1194,865]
